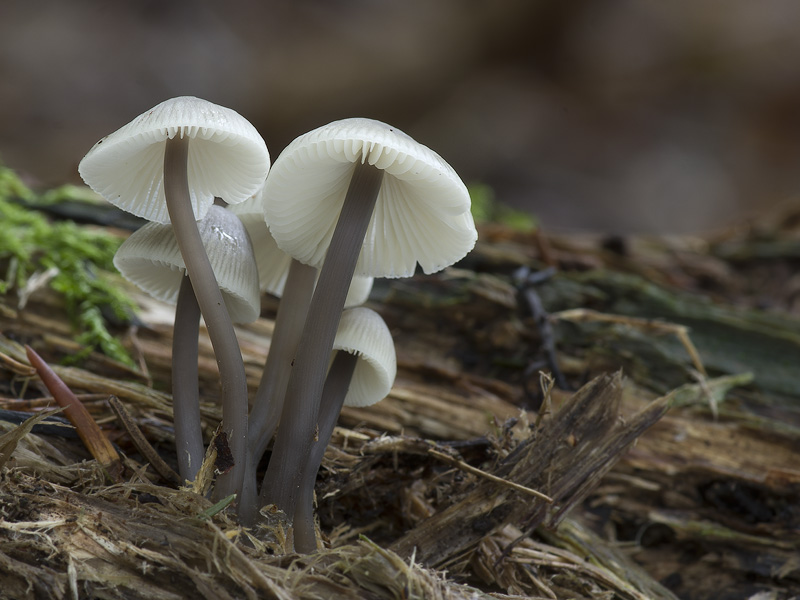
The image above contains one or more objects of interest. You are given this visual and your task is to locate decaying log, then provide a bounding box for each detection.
[2,204,800,598]
[391,372,670,567]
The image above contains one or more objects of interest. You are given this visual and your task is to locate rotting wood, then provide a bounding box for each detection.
[2,204,800,598]
[390,372,670,567]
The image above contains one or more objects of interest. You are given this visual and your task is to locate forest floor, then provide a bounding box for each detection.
[1,189,799,599]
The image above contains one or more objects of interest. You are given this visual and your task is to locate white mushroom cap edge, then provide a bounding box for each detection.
[262,117,477,278]
[332,306,396,407]
[79,96,270,224]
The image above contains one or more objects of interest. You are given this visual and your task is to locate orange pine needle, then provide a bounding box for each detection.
[25,345,123,481]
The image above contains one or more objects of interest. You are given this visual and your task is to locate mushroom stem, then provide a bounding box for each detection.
[260,160,384,513]
[164,135,248,499]
[237,453,260,526]
[292,350,358,553]
[172,273,205,482]
[248,259,317,461]
[240,258,317,525]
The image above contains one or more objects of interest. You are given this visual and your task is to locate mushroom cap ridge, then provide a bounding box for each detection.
[262,118,477,278]
[79,96,270,224]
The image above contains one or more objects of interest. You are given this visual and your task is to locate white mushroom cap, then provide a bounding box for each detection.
[113,205,260,323]
[262,118,477,278]
[79,96,270,224]
[231,191,374,305]
[332,307,396,407]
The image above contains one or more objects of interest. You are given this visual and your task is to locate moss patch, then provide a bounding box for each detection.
[0,165,136,366]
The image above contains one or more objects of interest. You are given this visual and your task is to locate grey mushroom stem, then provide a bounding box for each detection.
[292,350,358,553]
[248,259,317,460]
[239,258,317,524]
[163,135,248,500]
[260,160,384,514]
[172,274,205,482]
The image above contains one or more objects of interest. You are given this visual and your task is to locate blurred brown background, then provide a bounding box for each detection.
[2,0,800,233]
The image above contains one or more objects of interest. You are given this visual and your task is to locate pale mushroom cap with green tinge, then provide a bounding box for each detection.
[262,118,477,278]
[332,306,396,407]
[79,96,270,224]
[114,205,260,323]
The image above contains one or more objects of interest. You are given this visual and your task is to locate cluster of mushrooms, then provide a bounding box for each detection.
[78,96,477,552]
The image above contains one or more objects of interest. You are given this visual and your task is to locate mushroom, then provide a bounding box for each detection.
[229,193,373,523]
[290,306,396,552]
[79,96,270,498]
[113,205,260,482]
[259,118,476,518]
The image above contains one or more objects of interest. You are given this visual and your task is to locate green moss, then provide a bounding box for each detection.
[0,165,136,366]
[469,182,538,232]
[37,182,108,206]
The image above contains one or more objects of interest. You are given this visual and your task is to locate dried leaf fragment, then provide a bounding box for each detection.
[0,408,62,469]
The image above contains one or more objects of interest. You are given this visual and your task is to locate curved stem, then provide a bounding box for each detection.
[172,273,205,482]
[240,259,317,525]
[260,161,383,516]
[164,136,248,500]
[292,350,357,553]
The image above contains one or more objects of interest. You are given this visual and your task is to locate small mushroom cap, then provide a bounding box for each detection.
[113,205,260,323]
[343,274,373,307]
[231,192,374,305]
[262,118,477,278]
[332,307,396,407]
[79,96,270,224]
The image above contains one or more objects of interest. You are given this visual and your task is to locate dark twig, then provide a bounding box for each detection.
[108,395,182,486]
[513,266,569,391]
[0,409,77,438]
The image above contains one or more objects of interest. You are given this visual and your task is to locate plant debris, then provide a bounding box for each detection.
[1,182,799,598]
